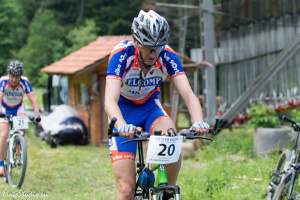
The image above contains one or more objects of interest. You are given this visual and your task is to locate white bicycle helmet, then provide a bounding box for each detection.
[7,60,24,76]
[132,10,170,47]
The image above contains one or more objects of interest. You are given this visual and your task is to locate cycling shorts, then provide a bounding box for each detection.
[0,104,25,123]
[109,96,168,163]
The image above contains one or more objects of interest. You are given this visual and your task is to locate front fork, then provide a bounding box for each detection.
[286,162,300,199]
[6,132,21,166]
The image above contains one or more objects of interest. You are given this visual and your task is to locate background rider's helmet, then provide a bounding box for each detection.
[7,60,24,76]
[132,10,170,47]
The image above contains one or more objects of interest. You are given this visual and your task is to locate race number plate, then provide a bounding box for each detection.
[146,135,183,164]
[12,116,29,130]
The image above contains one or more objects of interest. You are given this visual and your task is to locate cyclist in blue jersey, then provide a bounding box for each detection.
[105,10,209,200]
[0,60,40,176]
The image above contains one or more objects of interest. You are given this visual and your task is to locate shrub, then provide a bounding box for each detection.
[290,108,300,122]
[248,103,280,128]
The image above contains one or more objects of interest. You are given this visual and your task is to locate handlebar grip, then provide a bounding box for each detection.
[35,116,41,123]
[280,115,297,125]
[108,117,117,138]
[208,128,215,134]
[280,115,300,131]
[29,116,41,123]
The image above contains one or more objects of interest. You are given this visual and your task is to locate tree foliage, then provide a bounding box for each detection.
[18,10,66,86]
[0,0,27,76]
[0,0,145,85]
[65,19,98,55]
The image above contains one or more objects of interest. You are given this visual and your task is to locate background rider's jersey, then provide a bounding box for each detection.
[0,76,33,110]
[107,40,184,105]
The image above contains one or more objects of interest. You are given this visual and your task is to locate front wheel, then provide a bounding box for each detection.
[267,150,292,200]
[5,133,27,188]
[272,176,294,200]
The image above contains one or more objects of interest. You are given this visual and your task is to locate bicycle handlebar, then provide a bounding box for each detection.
[279,114,300,131]
[0,113,41,124]
[108,117,215,142]
[108,117,117,136]
[178,129,213,141]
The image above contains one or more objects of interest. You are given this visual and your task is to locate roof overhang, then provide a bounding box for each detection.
[41,35,132,75]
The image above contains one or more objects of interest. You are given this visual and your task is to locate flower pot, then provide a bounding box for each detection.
[254,127,291,155]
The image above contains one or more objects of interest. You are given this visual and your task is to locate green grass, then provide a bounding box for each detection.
[0,128,116,200]
[179,127,279,200]
[0,125,281,200]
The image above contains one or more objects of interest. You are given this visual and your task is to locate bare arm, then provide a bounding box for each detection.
[0,92,3,111]
[26,92,40,116]
[172,74,204,123]
[104,78,126,127]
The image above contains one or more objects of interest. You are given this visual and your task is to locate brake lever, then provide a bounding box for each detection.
[120,131,150,144]
[179,129,213,141]
[185,135,213,141]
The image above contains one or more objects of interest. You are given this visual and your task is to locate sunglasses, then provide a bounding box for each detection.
[138,43,165,54]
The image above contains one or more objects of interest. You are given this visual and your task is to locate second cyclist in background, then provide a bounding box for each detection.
[0,60,40,176]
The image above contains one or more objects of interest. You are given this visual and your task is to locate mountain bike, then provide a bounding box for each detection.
[108,117,217,200]
[267,115,300,200]
[0,113,40,188]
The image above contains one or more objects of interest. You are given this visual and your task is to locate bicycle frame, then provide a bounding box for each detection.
[276,151,299,199]
[135,138,181,200]
[7,130,24,165]
[1,115,26,163]
[282,121,300,199]
[267,115,300,200]
[286,129,300,198]
[0,114,39,189]
[111,132,182,199]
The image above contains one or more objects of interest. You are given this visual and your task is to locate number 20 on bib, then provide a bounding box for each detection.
[146,135,183,164]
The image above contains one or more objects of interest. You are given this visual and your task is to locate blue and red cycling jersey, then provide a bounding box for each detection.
[0,76,33,115]
[107,40,184,105]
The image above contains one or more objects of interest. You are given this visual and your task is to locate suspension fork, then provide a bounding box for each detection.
[8,133,16,164]
[7,131,22,165]
[287,162,300,198]
[137,140,145,172]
